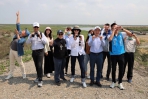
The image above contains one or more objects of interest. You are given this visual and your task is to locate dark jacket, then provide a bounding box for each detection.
[53,38,68,59]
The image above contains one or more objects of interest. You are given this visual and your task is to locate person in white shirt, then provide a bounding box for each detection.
[123,32,140,83]
[69,26,87,88]
[64,27,72,75]
[88,26,105,87]
[101,23,112,80]
[26,22,48,87]
[44,27,54,78]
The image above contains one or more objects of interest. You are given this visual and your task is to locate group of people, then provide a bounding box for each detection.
[5,11,140,90]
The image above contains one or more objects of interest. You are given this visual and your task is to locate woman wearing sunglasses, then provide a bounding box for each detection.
[69,26,87,88]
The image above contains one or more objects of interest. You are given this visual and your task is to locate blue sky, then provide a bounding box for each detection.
[0,0,148,25]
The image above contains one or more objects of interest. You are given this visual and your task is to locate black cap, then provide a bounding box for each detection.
[57,30,63,35]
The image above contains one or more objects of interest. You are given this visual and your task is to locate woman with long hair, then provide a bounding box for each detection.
[44,27,54,78]
[84,29,93,78]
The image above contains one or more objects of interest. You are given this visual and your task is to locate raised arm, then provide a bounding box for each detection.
[16,11,21,32]
[133,34,140,45]
[16,11,20,24]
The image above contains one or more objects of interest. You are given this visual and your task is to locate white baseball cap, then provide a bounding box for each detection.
[33,22,39,27]
[94,26,101,30]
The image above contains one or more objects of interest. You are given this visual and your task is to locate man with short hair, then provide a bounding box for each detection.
[88,26,105,87]
[101,23,112,80]
[123,32,140,83]
[26,22,48,87]
[109,23,132,90]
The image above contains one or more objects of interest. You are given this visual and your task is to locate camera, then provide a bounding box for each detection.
[32,33,39,37]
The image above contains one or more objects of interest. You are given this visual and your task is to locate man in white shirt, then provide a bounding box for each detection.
[88,26,105,87]
[26,22,48,87]
[123,32,140,83]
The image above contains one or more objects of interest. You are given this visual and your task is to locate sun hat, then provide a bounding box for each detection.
[72,25,81,32]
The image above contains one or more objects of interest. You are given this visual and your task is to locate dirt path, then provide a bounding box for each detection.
[0,59,148,99]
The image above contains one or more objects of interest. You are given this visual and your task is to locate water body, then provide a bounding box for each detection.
[79,27,94,31]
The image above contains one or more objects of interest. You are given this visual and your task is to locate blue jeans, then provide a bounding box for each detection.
[53,57,65,83]
[84,54,90,73]
[90,52,103,82]
[71,55,85,79]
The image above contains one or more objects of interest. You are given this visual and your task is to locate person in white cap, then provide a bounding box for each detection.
[88,26,105,87]
[5,11,30,80]
[26,22,48,87]
[44,27,54,78]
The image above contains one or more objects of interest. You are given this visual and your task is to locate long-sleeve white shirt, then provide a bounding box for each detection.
[88,36,105,53]
[69,35,85,56]
[26,32,48,50]
[64,35,72,50]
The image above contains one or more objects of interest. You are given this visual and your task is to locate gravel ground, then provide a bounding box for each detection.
[0,59,148,99]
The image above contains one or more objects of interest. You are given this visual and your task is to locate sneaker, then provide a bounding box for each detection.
[82,82,87,88]
[70,78,75,82]
[87,75,90,79]
[110,82,116,88]
[38,81,43,87]
[95,82,102,87]
[127,79,132,83]
[5,74,13,80]
[46,73,50,78]
[118,83,125,90]
[34,78,39,83]
[22,74,26,79]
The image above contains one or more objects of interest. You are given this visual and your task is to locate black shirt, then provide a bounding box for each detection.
[53,38,68,59]
[11,39,18,51]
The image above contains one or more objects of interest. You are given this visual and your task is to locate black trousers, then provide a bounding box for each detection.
[32,49,44,81]
[111,54,124,84]
[44,51,54,74]
[123,52,134,80]
[65,50,71,73]
[71,55,85,78]
[101,52,111,78]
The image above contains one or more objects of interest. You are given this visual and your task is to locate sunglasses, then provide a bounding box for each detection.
[58,33,63,35]
[34,26,39,28]
[74,29,79,31]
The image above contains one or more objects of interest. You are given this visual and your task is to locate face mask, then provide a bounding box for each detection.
[88,33,91,36]
[67,31,71,35]
[128,37,133,40]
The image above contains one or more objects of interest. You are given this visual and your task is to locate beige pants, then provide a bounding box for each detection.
[8,49,26,75]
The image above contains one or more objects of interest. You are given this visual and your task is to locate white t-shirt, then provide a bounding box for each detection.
[124,37,136,52]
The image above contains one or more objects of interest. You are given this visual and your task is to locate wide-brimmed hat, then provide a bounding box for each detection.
[45,27,52,33]
[72,25,81,32]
